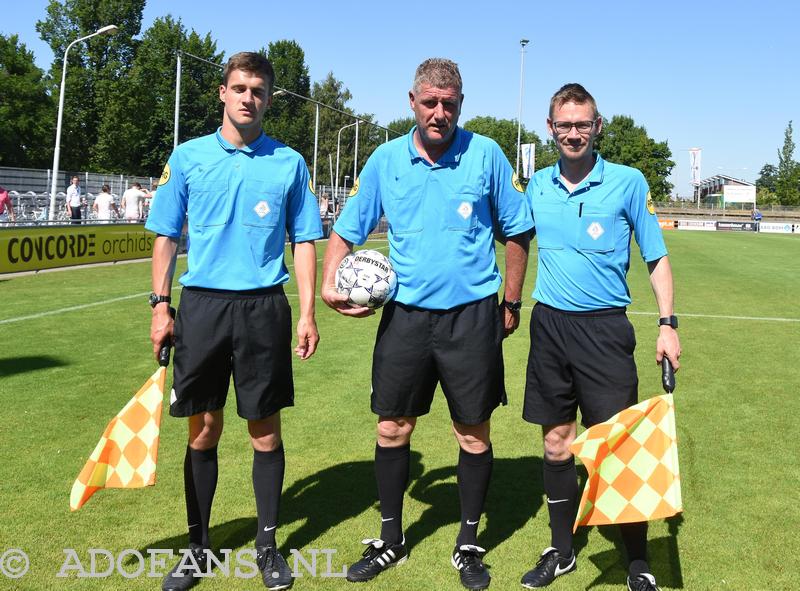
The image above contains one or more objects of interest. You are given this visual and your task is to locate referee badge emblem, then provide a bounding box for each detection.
[308,178,316,195]
[159,163,171,186]
[512,172,525,193]
[587,221,605,240]
[646,192,655,215]
[457,201,473,219]
[254,200,270,218]
[349,177,360,197]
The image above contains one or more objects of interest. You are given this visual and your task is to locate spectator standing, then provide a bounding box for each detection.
[121,182,149,222]
[66,176,82,224]
[92,184,118,222]
[0,186,15,222]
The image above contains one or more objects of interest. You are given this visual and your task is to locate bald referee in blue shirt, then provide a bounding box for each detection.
[147,52,322,591]
[519,84,681,591]
[321,58,532,590]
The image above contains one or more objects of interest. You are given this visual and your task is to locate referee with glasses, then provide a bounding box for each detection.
[147,52,322,591]
[519,83,681,591]
[321,58,532,590]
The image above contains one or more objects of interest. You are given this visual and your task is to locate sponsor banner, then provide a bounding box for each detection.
[1,223,154,274]
[658,219,676,230]
[759,222,795,234]
[716,221,756,232]
[677,219,716,231]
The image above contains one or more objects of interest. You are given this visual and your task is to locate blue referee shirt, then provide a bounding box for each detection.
[334,126,533,310]
[146,129,322,290]
[526,154,667,311]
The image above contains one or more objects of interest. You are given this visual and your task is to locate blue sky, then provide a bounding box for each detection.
[3,0,799,196]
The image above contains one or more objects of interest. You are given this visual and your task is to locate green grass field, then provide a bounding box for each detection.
[1,230,798,590]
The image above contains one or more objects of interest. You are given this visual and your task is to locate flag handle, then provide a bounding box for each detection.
[158,307,176,367]
[661,357,675,393]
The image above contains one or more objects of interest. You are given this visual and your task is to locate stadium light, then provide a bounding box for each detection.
[48,25,119,221]
[515,38,530,178]
[335,121,359,201]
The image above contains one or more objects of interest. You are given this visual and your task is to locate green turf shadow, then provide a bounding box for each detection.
[0,355,67,377]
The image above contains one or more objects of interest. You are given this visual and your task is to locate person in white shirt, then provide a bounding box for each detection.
[92,184,118,222]
[66,176,82,224]
[121,182,149,222]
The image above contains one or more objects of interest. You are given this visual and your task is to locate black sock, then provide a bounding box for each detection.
[620,522,649,576]
[375,443,410,544]
[253,444,286,547]
[543,456,578,557]
[456,445,493,547]
[185,445,218,548]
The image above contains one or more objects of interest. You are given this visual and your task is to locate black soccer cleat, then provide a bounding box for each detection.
[451,544,491,590]
[520,546,576,588]
[627,573,660,591]
[256,546,293,590]
[346,537,408,582]
[162,544,210,591]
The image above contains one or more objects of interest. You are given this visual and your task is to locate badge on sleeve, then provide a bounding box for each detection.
[646,192,655,215]
[308,178,316,195]
[512,173,525,193]
[159,163,171,186]
[349,177,360,197]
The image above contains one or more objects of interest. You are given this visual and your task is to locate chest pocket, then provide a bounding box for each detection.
[532,203,564,250]
[386,175,423,235]
[243,180,284,229]
[188,180,229,227]
[577,211,615,253]
[447,193,479,232]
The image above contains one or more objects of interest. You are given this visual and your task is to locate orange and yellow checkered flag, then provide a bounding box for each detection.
[569,394,682,531]
[70,366,167,511]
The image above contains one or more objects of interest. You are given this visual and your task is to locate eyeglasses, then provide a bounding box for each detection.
[552,120,597,134]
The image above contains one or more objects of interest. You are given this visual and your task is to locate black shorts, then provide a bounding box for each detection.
[523,302,638,428]
[371,294,506,425]
[170,286,294,420]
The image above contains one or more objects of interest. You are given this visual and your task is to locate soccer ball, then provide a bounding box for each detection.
[335,249,397,309]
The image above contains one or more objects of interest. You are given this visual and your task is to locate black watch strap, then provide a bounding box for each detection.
[502,298,522,313]
[149,293,171,308]
[658,315,678,329]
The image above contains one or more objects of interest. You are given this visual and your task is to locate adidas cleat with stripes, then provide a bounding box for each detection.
[346,537,407,582]
[451,544,491,590]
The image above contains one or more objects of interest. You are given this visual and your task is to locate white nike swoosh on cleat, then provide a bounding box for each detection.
[546,498,570,504]
[554,555,576,576]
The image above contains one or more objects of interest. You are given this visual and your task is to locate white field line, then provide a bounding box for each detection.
[0,244,392,326]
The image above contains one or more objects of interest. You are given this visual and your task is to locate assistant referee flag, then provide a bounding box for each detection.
[70,359,168,511]
[569,394,682,530]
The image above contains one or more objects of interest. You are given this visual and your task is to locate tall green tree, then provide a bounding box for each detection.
[92,16,222,175]
[387,116,415,136]
[0,34,54,168]
[595,115,675,200]
[463,116,543,173]
[775,121,800,205]
[36,0,146,172]
[263,40,311,161]
[756,163,778,193]
[310,72,356,188]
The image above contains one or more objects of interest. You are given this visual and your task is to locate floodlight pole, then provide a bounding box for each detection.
[515,38,530,177]
[49,25,119,221]
[335,121,358,202]
[173,51,182,151]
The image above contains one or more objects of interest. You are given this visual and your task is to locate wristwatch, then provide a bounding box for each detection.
[149,293,171,308]
[502,298,523,313]
[658,315,678,329]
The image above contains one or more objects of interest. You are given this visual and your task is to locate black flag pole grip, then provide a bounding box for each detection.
[158,307,177,367]
[661,357,675,394]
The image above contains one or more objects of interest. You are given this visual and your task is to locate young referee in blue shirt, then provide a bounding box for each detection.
[519,84,682,591]
[321,58,532,590]
[147,52,322,591]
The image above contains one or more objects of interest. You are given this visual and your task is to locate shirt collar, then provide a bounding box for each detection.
[551,152,606,187]
[215,127,267,153]
[406,126,464,165]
